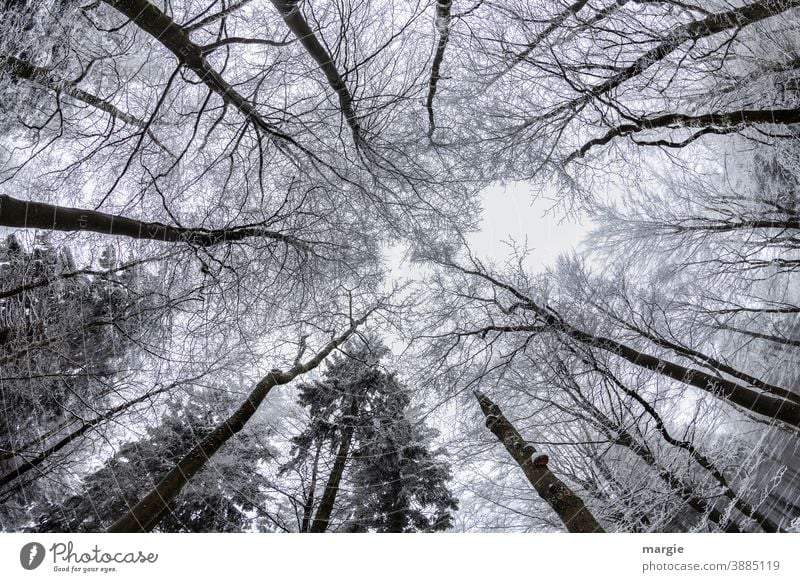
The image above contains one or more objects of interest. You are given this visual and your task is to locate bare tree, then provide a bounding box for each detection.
[474,390,604,533]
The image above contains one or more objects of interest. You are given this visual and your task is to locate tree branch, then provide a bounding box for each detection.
[269,0,363,147]
[107,308,375,532]
[101,0,301,148]
[0,385,171,492]
[0,55,150,131]
[0,194,308,249]
[567,109,800,161]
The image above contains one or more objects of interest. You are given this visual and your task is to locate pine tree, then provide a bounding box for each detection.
[0,235,163,527]
[346,390,458,532]
[281,339,458,532]
[31,392,273,533]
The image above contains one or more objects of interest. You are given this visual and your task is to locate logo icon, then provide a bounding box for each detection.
[20,542,46,570]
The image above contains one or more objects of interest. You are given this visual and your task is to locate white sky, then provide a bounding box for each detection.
[385,181,593,279]
[468,182,592,268]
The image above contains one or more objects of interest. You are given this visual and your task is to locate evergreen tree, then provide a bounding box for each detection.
[1,235,156,445]
[346,390,458,532]
[282,339,458,532]
[32,392,273,533]
[0,234,163,526]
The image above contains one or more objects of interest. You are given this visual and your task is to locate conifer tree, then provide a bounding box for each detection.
[282,339,457,532]
[32,393,272,533]
[0,234,164,527]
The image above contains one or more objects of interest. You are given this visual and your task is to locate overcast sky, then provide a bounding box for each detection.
[386,181,592,281]
[469,182,592,268]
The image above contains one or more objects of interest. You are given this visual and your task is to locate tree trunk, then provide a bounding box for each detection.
[474,391,605,533]
[300,442,322,533]
[107,311,372,532]
[309,397,359,533]
[458,265,800,429]
[560,322,800,428]
[269,0,362,146]
[0,194,303,248]
[425,0,453,137]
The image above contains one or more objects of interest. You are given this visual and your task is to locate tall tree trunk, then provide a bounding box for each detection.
[425,0,453,137]
[309,397,359,533]
[269,0,362,146]
[300,442,323,533]
[560,321,800,428]
[0,194,304,248]
[474,391,605,533]
[107,311,373,532]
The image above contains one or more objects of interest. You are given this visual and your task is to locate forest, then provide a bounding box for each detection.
[0,0,798,533]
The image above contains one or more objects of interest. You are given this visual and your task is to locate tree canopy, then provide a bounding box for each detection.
[0,0,798,534]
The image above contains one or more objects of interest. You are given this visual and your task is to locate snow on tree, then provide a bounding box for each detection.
[280,338,458,532]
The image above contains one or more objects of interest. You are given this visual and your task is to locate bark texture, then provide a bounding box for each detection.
[0,194,303,248]
[474,391,605,533]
